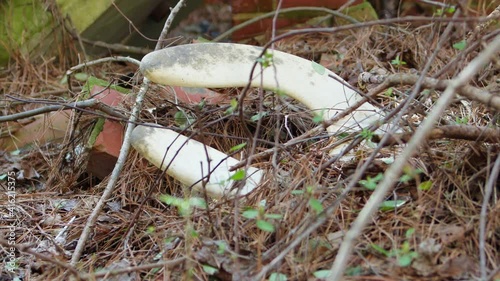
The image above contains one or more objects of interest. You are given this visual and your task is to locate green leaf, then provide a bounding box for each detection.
[345,266,362,276]
[146,226,155,233]
[189,228,199,238]
[242,209,259,219]
[399,173,413,184]
[269,272,287,281]
[189,197,207,209]
[216,241,226,254]
[398,254,413,267]
[74,72,89,81]
[60,75,68,84]
[418,180,433,191]
[312,111,324,124]
[455,116,468,124]
[202,264,218,275]
[313,270,330,278]
[225,98,238,114]
[311,61,326,75]
[359,173,383,190]
[275,89,287,97]
[229,142,247,152]
[230,170,246,181]
[250,111,268,122]
[371,244,390,257]
[337,132,350,139]
[384,87,394,97]
[256,219,275,232]
[291,190,304,195]
[453,40,466,51]
[309,198,324,214]
[379,199,407,211]
[405,228,415,238]
[196,36,211,42]
[264,213,283,220]
[256,51,274,68]
[159,194,182,207]
[359,128,374,141]
[391,55,406,66]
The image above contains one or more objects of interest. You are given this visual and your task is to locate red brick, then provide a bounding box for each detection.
[281,0,363,9]
[232,17,306,40]
[232,0,274,13]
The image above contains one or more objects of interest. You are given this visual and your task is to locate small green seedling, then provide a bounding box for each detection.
[371,228,418,267]
[391,55,407,66]
[256,51,274,68]
[225,98,238,115]
[359,128,375,141]
[359,173,383,190]
[229,142,247,152]
[311,61,326,75]
[313,270,330,278]
[418,180,433,191]
[455,116,469,124]
[453,40,466,51]
[250,111,268,122]
[202,264,218,275]
[242,202,282,233]
[159,194,207,217]
[379,199,407,211]
[269,272,287,281]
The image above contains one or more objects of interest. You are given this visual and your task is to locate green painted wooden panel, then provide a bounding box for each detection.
[0,0,162,66]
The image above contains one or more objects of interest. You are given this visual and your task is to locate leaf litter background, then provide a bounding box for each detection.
[0,1,499,280]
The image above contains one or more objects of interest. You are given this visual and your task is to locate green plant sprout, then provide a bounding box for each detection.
[434,6,456,16]
[391,55,407,66]
[384,87,394,97]
[312,110,325,124]
[359,173,384,190]
[242,201,282,233]
[399,166,423,183]
[225,98,238,115]
[311,60,326,75]
[359,128,375,141]
[159,194,207,217]
[453,40,466,51]
[371,228,418,267]
[455,116,469,124]
[269,272,287,281]
[174,109,196,129]
[256,50,274,68]
[251,111,268,122]
[229,142,247,152]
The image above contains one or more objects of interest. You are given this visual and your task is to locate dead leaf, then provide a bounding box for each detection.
[434,225,465,245]
[437,255,476,279]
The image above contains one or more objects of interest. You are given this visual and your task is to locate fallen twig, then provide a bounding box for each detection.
[0,98,127,122]
[359,72,500,110]
[81,258,185,279]
[79,37,151,55]
[372,125,500,145]
[479,153,500,280]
